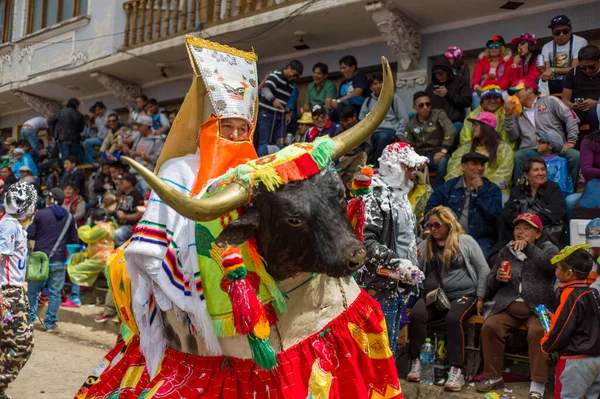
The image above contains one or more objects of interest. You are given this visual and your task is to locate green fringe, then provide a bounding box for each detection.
[248,333,277,370]
[352,187,371,196]
[310,138,336,170]
[212,317,236,337]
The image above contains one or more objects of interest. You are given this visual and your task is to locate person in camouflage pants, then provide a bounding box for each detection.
[0,287,34,398]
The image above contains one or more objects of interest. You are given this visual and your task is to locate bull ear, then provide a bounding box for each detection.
[215,209,260,247]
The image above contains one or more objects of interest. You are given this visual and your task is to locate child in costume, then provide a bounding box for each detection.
[542,245,600,398]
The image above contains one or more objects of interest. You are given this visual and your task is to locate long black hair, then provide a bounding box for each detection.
[471,123,500,165]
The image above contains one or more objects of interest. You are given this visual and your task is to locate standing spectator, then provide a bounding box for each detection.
[61,155,86,198]
[123,115,165,172]
[11,148,37,179]
[425,152,502,258]
[256,60,303,156]
[84,102,117,165]
[26,188,78,330]
[562,45,600,133]
[20,116,46,151]
[331,55,370,115]
[508,33,542,89]
[145,99,170,136]
[303,105,339,143]
[48,98,85,162]
[476,213,558,397]
[303,62,337,111]
[445,46,470,81]
[168,110,178,126]
[447,112,514,194]
[472,36,513,108]
[408,206,489,391]
[45,161,64,191]
[100,115,132,158]
[404,92,456,187]
[505,79,580,184]
[359,72,408,166]
[541,15,588,95]
[0,182,37,397]
[425,56,471,132]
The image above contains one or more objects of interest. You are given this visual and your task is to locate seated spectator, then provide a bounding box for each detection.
[20,115,46,152]
[91,161,113,207]
[114,174,143,228]
[425,152,501,258]
[508,33,542,90]
[505,79,580,184]
[409,170,433,224]
[11,148,37,179]
[472,36,513,109]
[447,112,514,193]
[303,105,339,143]
[492,157,566,260]
[168,109,178,126]
[460,80,514,150]
[18,166,39,193]
[130,94,149,124]
[425,56,471,132]
[359,72,408,166]
[404,92,457,187]
[476,213,558,397]
[145,99,170,137]
[84,102,117,165]
[408,206,488,391]
[293,112,312,144]
[45,161,64,191]
[100,115,132,160]
[0,166,17,188]
[566,128,600,217]
[330,55,370,115]
[562,45,600,133]
[339,105,371,157]
[123,115,165,172]
[61,156,86,198]
[62,182,86,226]
[303,62,337,111]
[537,132,573,196]
[1,137,16,169]
[541,15,588,95]
[445,46,470,81]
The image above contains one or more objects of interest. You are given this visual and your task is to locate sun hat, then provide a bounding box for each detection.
[511,33,537,46]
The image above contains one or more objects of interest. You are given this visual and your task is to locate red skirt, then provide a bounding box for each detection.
[76,290,403,399]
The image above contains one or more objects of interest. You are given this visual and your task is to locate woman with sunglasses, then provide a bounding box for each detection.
[407,205,489,392]
[472,36,513,109]
[508,33,542,89]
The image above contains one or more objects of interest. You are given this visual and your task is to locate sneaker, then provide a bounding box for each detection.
[475,378,505,393]
[94,314,112,323]
[61,299,81,308]
[444,366,465,392]
[44,324,59,332]
[407,359,421,382]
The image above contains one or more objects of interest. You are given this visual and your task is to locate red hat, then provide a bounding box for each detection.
[511,33,537,46]
[513,213,543,231]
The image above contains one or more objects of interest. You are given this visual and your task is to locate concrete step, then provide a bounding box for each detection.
[401,379,547,399]
[35,304,121,335]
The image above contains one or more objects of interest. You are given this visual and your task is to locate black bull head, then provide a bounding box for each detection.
[123,57,394,280]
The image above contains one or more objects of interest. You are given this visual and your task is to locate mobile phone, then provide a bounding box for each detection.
[574,98,585,104]
[433,85,441,90]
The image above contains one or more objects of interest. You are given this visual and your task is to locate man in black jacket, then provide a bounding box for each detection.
[48,98,85,162]
[425,56,471,136]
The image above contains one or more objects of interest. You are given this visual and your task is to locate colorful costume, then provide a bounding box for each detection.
[67,221,117,287]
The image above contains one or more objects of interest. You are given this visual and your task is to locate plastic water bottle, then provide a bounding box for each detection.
[420,338,435,385]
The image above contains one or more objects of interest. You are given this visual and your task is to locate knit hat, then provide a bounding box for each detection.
[467,111,498,130]
[379,142,428,169]
[4,182,37,219]
[511,33,537,46]
[513,213,543,231]
[444,46,463,60]
[586,218,600,248]
[480,80,503,100]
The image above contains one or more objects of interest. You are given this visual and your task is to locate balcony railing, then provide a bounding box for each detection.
[122,0,302,49]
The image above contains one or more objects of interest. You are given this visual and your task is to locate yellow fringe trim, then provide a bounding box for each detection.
[186,35,258,62]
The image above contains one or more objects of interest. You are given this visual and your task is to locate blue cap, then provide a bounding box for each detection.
[586,218,600,247]
[549,15,571,29]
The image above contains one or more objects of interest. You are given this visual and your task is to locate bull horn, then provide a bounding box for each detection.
[331,57,394,160]
[121,157,250,221]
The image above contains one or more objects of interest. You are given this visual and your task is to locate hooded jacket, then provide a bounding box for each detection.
[27,205,78,263]
[48,107,85,143]
[425,56,471,123]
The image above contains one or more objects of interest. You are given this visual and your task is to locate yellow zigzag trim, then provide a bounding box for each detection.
[186,35,258,62]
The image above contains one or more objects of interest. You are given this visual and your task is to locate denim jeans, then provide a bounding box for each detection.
[83,137,103,164]
[379,296,401,353]
[514,148,580,185]
[423,152,449,187]
[27,262,67,328]
[566,192,582,220]
[70,283,81,303]
[472,92,481,110]
[369,129,397,167]
[256,110,285,157]
[20,127,40,151]
[58,142,84,163]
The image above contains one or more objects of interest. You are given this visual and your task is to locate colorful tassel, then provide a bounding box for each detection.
[347,198,366,242]
[293,153,320,178]
[310,138,336,170]
[248,333,278,370]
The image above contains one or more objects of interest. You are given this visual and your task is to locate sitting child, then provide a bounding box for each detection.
[541,245,600,398]
[537,132,573,196]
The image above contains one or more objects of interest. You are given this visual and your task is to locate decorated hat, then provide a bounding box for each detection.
[551,244,590,265]
[379,142,428,168]
[444,46,463,60]
[467,111,498,130]
[511,33,537,46]
[4,182,37,219]
[509,78,539,92]
[586,218,600,247]
[480,80,503,100]
[186,37,258,126]
[513,213,543,231]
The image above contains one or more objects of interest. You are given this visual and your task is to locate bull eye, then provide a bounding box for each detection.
[286,217,303,227]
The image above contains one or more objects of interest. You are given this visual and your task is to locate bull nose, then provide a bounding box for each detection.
[347,247,366,271]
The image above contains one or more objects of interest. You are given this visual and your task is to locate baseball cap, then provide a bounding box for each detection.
[444,46,463,60]
[48,187,65,205]
[549,15,571,29]
[586,218,600,247]
[13,148,24,154]
[19,165,31,172]
[461,152,489,164]
[511,33,537,46]
[513,213,543,231]
[508,78,539,93]
[135,115,153,127]
[117,173,138,186]
[467,111,498,130]
[486,35,505,47]
[311,104,326,115]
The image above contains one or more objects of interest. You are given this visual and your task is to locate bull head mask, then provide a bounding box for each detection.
[123,57,394,221]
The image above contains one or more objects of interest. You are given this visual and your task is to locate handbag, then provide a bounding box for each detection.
[27,213,73,281]
[425,254,451,313]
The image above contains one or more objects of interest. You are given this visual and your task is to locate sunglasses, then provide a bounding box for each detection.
[312,114,326,120]
[417,102,432,109]
[553,28,570,36]
[487,43,502,49]
[426,222,444,230]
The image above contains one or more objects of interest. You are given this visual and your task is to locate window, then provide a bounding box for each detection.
[27,0,87,34]
[0,1,13,44]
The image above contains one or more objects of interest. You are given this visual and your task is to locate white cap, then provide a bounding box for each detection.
[135,115,153,127]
